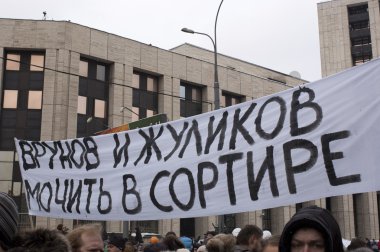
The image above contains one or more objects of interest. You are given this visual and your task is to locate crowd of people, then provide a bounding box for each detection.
[1,192,379,252]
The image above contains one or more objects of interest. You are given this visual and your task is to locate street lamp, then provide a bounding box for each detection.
[182,0,225,232]
[181,0,224,110]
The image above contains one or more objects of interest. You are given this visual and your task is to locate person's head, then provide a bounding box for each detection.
[263,230,272,240]
[134,227,143,244]
[66,224,104,252]
[180,236,193,251]
[197,245,207,252]
[0,192,19,251]
[150,236,159,244]
[262,235,280,252]
[236,224,263,252]
[206,231,217,240]
[165,231,177,237]
[9,228,71,252]
[162,234,184,251]
[232,228,241,238]
[347,238,367,251]
[204,231,217,245]
[57,224,69,235]
[107,233,126,252]
[279,206,344,252]
[123,243,135,252]
[206,234,236,252]
[290,228,325,252]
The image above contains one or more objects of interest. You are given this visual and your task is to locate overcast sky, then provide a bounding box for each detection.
[0,0,323,82]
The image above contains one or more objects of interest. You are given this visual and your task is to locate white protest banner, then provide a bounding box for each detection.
[15,58,380,221]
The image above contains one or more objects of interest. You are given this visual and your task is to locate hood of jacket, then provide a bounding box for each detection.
[279,206,344,252]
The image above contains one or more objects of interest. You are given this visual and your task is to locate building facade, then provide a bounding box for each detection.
[0,18,309,237]
[318,0,380,239]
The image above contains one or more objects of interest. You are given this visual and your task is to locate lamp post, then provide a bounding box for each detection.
[181,0,224,110]
[182,0,225,232]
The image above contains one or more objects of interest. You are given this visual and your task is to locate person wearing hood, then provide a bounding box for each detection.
[279,205,344,252]
[280,206,344,252]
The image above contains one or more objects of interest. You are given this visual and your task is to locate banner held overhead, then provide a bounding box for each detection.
[15,59,380,221]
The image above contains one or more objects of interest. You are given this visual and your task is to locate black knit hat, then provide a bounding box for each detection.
[0,192,19,248]
[108,233,126,251]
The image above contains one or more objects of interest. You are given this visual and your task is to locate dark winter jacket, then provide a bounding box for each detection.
[279,205,344,252]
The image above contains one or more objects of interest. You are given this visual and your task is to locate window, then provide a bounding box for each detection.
[77,96,87,114]
[221,92,243,108]
[223,214,236,233]
[27,91,42,109]
[94,99,106,118]
[351,36,371,46]
[147,77,158,92]
[192,87,202,101]
[6,54,20,71]
[349,20,369,30]
[132,72,159,119]
[180,82,203,117]
[180,85,186,98]
[326,197,331,212]
[1,51,45,150]
[348,3,372,67]
[353,53,372,65]
[96,64,106,81]
[147,109,154,117]
[132,73,140,88]
[261,209,271,231]
[30,55,44,71]
[77,57,109,137]
[348,4,368,15]
[79,60,88,77]
[3,90,18,109]
[353,193,361,237]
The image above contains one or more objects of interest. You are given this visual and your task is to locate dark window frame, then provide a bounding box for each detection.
[77,57,110,137]
[348,4,368,15]
[0,50,45,150]
[221,91,244,108]
[180,82,203,118]
[352,52,372,65]
[132,71,159,120]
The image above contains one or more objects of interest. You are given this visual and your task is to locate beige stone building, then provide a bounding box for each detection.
[0,17,331,239]
[318,0,380,239]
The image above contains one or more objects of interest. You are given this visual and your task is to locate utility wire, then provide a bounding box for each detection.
[2,56,213,107]
[2,55,298,105]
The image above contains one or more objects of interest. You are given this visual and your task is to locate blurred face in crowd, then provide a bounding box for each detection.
[80,232,104,252]
[290,228,325,252]
[248,235,262,252]
[262,244,278,252]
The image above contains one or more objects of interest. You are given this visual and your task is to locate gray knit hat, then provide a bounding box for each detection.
[0,192,19,248]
